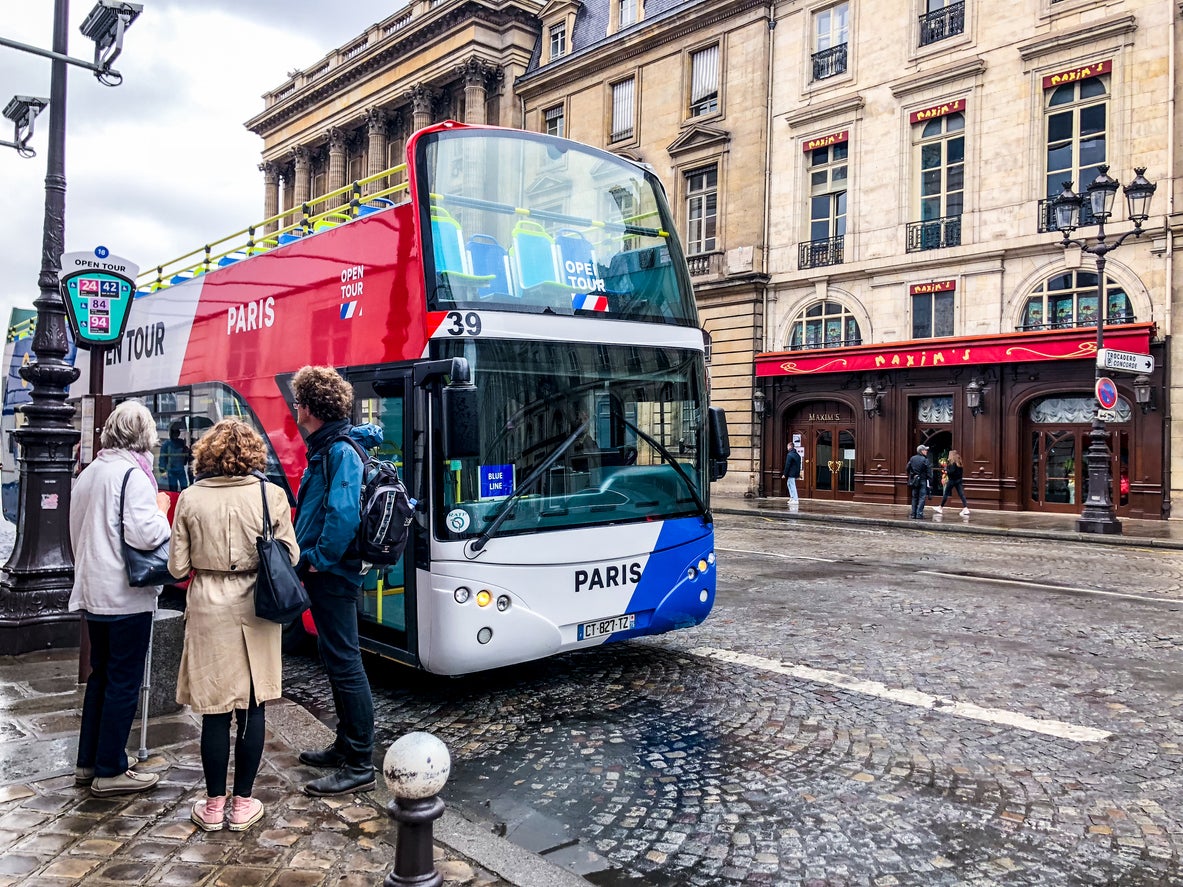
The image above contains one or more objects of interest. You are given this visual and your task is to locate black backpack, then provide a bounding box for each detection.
[326,435,417,568]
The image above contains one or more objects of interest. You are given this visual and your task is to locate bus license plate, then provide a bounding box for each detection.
[578,613,635,641]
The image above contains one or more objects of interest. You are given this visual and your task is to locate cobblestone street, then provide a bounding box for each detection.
[285,514,1183,885]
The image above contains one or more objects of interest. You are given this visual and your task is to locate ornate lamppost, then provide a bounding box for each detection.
[1051,165,1156,535]
[0,0,141,654]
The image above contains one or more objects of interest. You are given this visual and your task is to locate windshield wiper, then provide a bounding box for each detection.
[469,420,590,553]
[621,418,710,521]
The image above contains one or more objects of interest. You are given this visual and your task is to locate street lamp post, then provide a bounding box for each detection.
[0,0,140,655]
[1051,165,1156,536]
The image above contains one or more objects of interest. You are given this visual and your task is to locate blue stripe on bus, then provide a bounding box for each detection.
[610,516,714,641]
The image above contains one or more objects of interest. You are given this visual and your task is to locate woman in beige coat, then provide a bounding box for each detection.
[168,419,298,833]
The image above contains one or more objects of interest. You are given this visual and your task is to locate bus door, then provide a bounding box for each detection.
[352,372,417,664]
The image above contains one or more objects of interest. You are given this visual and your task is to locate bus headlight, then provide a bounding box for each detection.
[496,595,511,611]
[477,627,493,644]
[686,567,697,581]
[697,558,709,573]
[476,589,493,607]
[707,552,715,565]
[454,586,471,604]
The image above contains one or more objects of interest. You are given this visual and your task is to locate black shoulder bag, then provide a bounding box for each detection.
[254,475,310,624]
[119,468,177,587]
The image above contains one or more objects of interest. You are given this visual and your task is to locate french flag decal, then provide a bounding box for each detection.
[340,301,360,320]
[572,294,609,312]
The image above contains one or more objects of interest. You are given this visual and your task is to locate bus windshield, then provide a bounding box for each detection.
[416,129,696,325]
[434,340,708,541]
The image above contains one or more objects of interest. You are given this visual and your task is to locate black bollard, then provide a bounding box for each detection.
[381,731,452,887]
[384,795,445,887]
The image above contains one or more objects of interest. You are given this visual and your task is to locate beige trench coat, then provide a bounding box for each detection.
[168,474,299,715]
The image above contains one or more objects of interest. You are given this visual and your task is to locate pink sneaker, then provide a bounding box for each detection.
[191,795,226,831]
[228,795,264,832]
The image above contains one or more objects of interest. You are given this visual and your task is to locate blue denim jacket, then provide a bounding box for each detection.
[294,422,384,579]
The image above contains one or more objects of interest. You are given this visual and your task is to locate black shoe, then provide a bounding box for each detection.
[305,764,376,797]
[299,745,346,769]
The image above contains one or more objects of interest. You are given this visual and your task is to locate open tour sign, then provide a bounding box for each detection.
[59,247,139,348]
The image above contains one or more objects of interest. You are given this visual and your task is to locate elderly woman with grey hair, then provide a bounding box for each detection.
[68,400,172,797]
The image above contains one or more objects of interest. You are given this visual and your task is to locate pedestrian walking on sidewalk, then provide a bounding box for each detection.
[169,420,299,832]
[292,365,378,796]
[932,449,970,517]
[906,444,932,519]
[68,401,170,798]
[782,441,801,503]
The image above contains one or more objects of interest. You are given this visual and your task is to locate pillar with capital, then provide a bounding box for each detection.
[292,146,311,224]
[409,85,435,133]
[261,162,279,234]
[327,127,348,207]
[458,58,491,125]
[366,108,389,180]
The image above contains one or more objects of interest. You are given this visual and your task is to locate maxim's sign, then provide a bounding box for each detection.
[909,99,965,125]
[802,129,849,152]
[1042,59,1111,90]
[909,280,956,295]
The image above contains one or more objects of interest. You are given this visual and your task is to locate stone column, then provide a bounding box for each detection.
[459,58,491,125]
[261,162,279,234]
[292,146,311,223]
[328,127,348,207]
[409,85,435,132]
[366,107,389,201]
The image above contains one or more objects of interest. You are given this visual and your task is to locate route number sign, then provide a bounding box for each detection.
[1095,376,1119,411]
[59,247,140,347]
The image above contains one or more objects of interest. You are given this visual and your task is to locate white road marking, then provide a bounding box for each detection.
[917,570,1177,606]
[716,547,835,563]
[690,647,1112,743]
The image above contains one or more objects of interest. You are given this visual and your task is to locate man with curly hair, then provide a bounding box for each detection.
[291,365,377,796]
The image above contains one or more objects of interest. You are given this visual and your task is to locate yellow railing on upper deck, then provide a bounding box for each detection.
[136,162,411,292]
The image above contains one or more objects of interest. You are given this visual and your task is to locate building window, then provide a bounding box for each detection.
[907,112,963,252]
[800,141,847,269]
[788,300,862,350]
[912,289,954,338]
[544,105,565,138]
[686,165,718,255]
[1045,76,1107,206]
[689,45,719,117]
[610,78,635,143]
[1019,271,1133,331]
[619,0,638,26]
[549,23,566,61]
[812,3,849,81]
[919,0,965,46]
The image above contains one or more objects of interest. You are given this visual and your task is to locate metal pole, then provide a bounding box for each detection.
[137,602,155,761]
[1076,250,1121,535]
[0,0,83,654]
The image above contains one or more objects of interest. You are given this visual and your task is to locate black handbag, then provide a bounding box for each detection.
[119,468,177,587]
[254,475,309,624]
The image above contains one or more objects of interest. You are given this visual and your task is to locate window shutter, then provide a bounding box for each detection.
[691,46,719,106]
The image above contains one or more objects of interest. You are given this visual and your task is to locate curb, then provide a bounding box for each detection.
[267,697,589,887]
[714,504,1183,551]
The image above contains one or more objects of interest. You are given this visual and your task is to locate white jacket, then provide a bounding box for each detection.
[68,449,172,615]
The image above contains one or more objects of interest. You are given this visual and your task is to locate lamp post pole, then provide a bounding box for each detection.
[1051,165,1156,537]
[0,0,82,653]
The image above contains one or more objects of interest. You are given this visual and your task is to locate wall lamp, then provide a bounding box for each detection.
[1133,374,1154,414]
[965,378,984,416]
[80,1,142,84]
[1,96,48,158]
[752,388,765,416]
[862,386,882,418]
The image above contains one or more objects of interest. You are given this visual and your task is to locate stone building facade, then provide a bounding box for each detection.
[757,0,1176,519]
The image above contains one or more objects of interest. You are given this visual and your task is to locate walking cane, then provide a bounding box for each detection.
[137,600,156,762]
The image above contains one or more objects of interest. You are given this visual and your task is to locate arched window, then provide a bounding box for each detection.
[787,300,862,350]
[1046,76,1107,200]
[1019,271,1133,331]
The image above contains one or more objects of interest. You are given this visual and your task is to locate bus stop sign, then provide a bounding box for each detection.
[60,247,140,348]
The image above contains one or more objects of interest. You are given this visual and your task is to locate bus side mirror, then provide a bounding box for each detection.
[442,383,480,459]
[708,406,729,481]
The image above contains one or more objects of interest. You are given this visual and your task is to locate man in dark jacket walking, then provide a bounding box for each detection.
[906,444,932,519]
[292,365,376,796]
[782,442,801,503]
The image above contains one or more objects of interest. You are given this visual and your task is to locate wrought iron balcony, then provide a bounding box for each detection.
[791,336,863,351]
[799,234,844,269]
[906,215,961,252]
[919,1,965,46]
[1017,310,1136,332]
[811,44,848,81]
[1037,197,1097,233]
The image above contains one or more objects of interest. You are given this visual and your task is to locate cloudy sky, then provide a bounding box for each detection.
[0,1,398,327]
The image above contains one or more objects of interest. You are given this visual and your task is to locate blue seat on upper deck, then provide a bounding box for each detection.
[466,234,512,300]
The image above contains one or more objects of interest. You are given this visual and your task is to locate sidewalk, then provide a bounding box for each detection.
[714,494,1183,549]
[0,648,587,887]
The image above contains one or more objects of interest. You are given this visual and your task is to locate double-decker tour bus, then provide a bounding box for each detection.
[68,121,730,675]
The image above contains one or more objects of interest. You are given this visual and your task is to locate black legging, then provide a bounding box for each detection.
[940,479,968,508]
[200,688,265,798]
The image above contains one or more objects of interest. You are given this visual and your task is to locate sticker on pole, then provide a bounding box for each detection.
[59,247,140,348]
[1095,376,1119,410]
